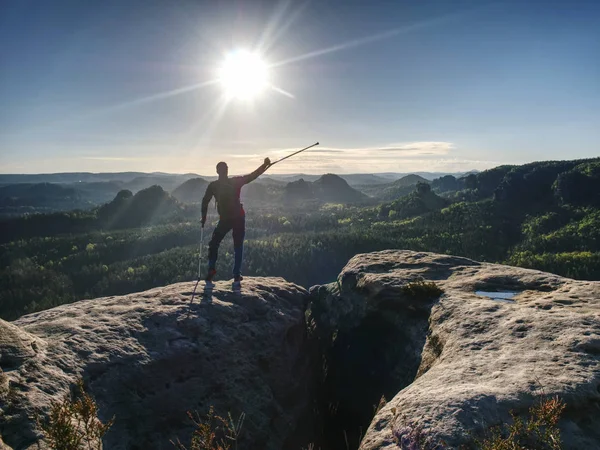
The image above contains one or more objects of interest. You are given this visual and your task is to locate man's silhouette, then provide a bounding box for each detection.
[201,158,270,288]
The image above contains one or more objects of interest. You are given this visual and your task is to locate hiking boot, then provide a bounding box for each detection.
[232,275,243,291]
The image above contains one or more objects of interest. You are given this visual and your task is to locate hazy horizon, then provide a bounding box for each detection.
[2,0,599,174]
[0,167,479,178]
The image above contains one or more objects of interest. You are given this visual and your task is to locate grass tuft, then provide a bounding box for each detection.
[0,368,8,399]
[401,280,443,300]
[172,406,245,450]
[374,395,387,416]
[36,378,114,450]
[476,395,565,450]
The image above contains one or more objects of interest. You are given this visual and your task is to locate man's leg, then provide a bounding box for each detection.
[207,219,232,278]
[232,215,246,279]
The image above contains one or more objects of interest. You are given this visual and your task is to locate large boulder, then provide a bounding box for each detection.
[309,250,600,449]
[0,278,312,450]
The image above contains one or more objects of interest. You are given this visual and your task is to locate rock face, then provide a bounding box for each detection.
[0,278,311,450]
[2,250,600,450]
[309,250,600,449]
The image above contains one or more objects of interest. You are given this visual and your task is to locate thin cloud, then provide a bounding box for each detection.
[212,141,499,175]
[379,142,455,153]
[82,156,149,162]
[266,141,454,157]
[218,140,511,175]
[261,157,501,174]
[221,142,456,174]
[226,153,262,159]
[309,149,345,154]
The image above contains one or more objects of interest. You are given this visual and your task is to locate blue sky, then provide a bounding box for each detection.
[1,0,598,175]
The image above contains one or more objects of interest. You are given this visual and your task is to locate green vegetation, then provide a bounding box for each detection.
[0,368,9,399]
[172,407,245,450]
[36,379,114,450]
[401,280,444,300]
[476,396,565,450]
[359,174,430,200]
[2,157,600,320]
[379,183,449,219]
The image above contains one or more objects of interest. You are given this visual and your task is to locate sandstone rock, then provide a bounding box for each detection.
[0,278,311,450]
[3,250,600,450]
[0,321,42,370]
[310,250,600,449]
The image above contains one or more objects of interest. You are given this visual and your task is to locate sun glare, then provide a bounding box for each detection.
[218,50,269,100]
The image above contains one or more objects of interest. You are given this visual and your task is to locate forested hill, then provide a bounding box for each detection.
[283,174,369,204]
[0,171,473,217]
[1,157,599,321]
[171,177,210,203]
[359,174,430,200]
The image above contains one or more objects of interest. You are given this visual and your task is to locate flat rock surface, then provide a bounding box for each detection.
[335,251,600,449]
[0,278,310,450]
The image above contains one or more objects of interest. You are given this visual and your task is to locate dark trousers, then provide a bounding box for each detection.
[207,215,245,277]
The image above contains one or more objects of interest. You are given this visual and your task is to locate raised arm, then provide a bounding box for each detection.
[241,158,271,185]
[201,182,215,226]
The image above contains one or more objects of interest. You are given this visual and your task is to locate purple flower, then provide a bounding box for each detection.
[392,421,446,450]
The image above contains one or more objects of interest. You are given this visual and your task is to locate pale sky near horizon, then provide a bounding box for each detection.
[1,0,599,176]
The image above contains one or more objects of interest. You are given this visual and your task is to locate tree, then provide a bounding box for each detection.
[416,182,431,195]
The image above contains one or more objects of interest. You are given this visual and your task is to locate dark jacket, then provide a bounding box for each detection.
[201,163,268,220]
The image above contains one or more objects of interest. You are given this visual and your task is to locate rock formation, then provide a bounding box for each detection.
[0,278,311,450]
[308,250,600,449]
[2,250,600,449]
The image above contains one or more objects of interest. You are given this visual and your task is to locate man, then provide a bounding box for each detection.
[201,157,271,288]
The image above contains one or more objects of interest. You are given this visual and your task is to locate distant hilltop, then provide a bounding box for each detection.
[0,170,475,217]
[0,170,478,186]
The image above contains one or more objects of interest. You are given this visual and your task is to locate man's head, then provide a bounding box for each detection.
[216,161,228,178]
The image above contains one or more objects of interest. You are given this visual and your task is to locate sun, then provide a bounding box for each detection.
[218,50,269,100]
